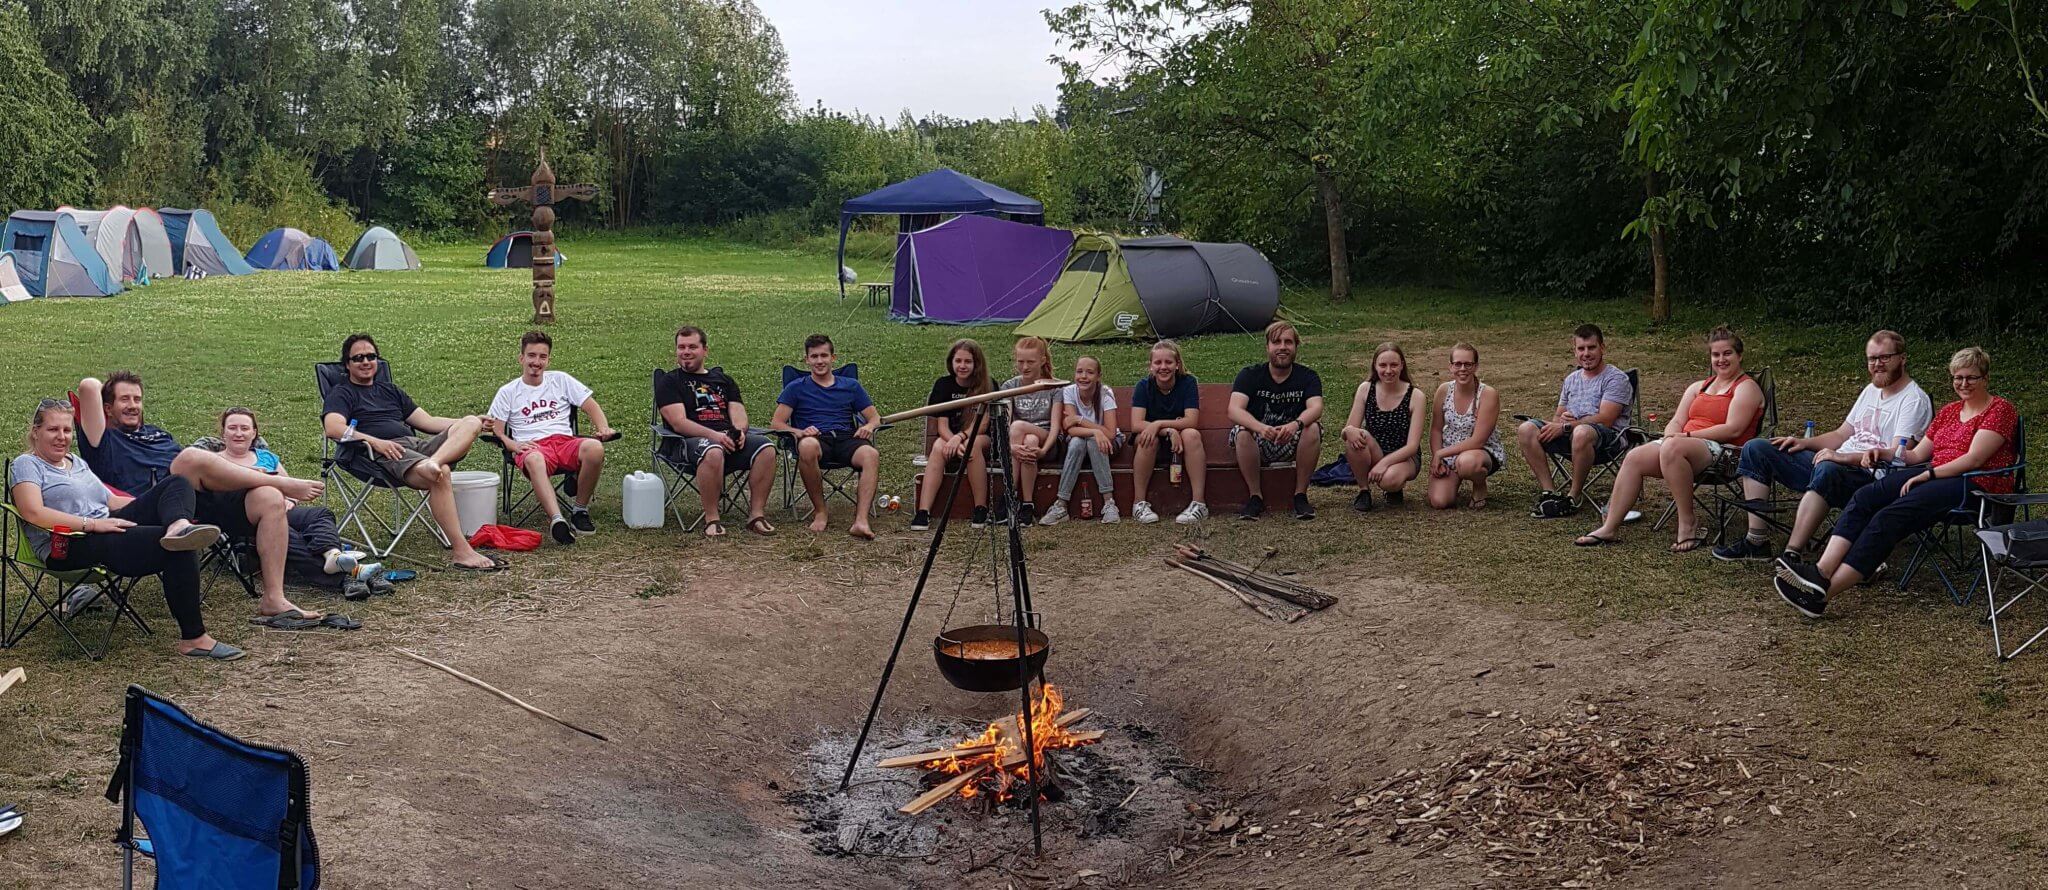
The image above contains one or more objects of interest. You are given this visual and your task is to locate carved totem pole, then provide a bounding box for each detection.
[489,149,597,323]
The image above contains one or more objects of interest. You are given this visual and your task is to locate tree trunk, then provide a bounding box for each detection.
[1316,160,1351,302]
[1644,171,1671,323]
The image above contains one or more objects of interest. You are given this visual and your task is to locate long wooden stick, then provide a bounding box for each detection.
[1168,560,1304,623]
[0,667,22,699]
[901,764,992,815]
[879,379,1070,425]
[392,648,609,742]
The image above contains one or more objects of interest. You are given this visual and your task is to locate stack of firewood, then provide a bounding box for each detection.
[1165,545,1337,622]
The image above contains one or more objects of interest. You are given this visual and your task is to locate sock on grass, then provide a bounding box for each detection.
[1747,531,1768,545]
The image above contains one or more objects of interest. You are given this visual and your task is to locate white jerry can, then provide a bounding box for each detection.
[622,471,666,529]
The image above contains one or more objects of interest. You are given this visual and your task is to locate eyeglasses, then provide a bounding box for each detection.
[1866,352,1900,365]
[347,352,381,364]
[1449,361,1477,369]
[1951,374,1986,384]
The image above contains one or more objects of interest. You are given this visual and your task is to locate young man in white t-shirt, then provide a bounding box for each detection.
[1714,330,1933,562]
[485,331,618,544]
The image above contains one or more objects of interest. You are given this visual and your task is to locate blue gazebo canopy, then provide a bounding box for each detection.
[836,168,1045,298]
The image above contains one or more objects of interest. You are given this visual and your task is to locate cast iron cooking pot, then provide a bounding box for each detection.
[933,624,1051,692]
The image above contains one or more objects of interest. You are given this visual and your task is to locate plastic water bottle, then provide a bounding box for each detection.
[1892,436,1910,469]
[340,419,358,442]
[1804,420,1815,439]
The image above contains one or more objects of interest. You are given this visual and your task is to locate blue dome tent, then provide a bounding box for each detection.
[1,211,122,297]
[159,208,256,276]
[484,231,567,268]
[245,227,340,271]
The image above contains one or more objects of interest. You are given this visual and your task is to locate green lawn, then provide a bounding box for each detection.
[3,232,2047,851]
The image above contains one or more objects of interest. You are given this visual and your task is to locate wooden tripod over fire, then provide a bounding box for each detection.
[840,381,1068,855]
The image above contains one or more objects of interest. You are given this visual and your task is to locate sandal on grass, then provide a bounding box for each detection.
[319,614,362,630]
[452,555,508,572]
[1573,532,1621,547]
[745,515,776,536]
[249,609,323,630]
[703,520,727,538]
[1670,536,1709,554]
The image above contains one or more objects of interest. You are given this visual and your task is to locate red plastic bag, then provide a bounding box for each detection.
[467,524,541,551]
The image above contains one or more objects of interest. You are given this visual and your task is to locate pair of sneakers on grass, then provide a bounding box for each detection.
[909,498,1200,529]
[1239,493,1315,521]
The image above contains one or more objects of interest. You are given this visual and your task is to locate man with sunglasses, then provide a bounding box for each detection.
[1713,330,1932,563]
[322,333,500,571]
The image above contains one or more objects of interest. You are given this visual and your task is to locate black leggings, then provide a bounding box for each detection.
[50,476,207,640]
[284,505,346,588]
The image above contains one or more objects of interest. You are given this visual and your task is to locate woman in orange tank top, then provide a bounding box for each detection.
[1576,326,1763,552]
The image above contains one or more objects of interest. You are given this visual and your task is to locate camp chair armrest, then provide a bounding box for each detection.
[1980,491,2048,507]
[0,502,88,535]
[1962,461,2025,483]
[592,430,623,443]
[650,423,690,441]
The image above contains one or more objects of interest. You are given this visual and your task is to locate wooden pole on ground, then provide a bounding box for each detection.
[392,648,609,742]
[0,667,23,699]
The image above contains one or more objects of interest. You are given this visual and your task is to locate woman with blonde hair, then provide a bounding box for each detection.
[1775,346,2020,617]
[1427,343,1506,509]
[1002,337,1060,524]
[1576,326,1762,551]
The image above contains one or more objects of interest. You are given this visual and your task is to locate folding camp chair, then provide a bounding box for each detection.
[106,685,321,890]
[1897,415,2029,606]
[771,363,890,518]
[0,465,152,660]
[1657,367,1778,544]
[482,413,622,529]
[1515,367,1646,520]
[1978,490,2048,659]
[314,361,449,563]
[649,368,755,531]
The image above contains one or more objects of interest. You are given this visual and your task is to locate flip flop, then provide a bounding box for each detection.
[703,521,727,538]
[159,524,223,552]
[249,609,323,630]
[1573,532,1621,547]
[452,555,509,572]
[182,643,246,661]
[0,806,20,838]
[1669,536,1709,554]
[319,614,363,631]
[745,516,776,537]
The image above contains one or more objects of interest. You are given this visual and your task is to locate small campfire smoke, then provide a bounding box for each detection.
[877,684,1104,814]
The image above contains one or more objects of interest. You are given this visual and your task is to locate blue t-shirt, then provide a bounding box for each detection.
[777,375,874,435]
[77,421,180,495]
[1131,372,1199,421]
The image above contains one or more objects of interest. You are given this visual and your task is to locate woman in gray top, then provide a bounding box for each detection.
[1002,337,1060,522]
[9,398,241,660]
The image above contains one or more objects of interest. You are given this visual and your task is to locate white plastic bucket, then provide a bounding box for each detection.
[449,470,500,538]
[622,471,665,529]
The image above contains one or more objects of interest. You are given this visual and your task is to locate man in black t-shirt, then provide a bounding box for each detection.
[655,325,778,537]
[1226,321,1325,520]
[322,333,501,571]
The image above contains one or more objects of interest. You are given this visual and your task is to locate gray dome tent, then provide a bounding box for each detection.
[342,226,421,271]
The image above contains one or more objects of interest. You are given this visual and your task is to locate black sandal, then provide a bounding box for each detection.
[1574,532,1621,547]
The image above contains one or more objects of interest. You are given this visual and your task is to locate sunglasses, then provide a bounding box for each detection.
[347,352,381,364]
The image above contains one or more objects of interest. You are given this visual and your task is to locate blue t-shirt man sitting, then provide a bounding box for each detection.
[770,334,884,539]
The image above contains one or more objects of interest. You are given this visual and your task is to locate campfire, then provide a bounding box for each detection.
[878,684,1104,814]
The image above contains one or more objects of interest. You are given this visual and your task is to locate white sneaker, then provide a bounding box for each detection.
[1132,501,1161,524]
[1099,502,1121,524]
[1038,501,1070,526]
[1175,502,1209,524]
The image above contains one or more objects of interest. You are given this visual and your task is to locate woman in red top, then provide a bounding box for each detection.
[1776,347,2019,617]
[1578,326,1763,552]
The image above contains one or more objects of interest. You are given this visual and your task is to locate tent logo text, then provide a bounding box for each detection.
[1114,312,1138,333]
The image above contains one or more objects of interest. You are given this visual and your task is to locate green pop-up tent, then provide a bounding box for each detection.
[1014,233,1279,342]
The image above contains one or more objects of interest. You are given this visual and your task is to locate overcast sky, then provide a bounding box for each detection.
[754,0,1070,121]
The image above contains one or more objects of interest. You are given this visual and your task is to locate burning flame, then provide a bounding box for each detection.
[933,684,1091,805]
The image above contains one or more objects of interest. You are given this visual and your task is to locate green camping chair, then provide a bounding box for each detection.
[1,467,153,660]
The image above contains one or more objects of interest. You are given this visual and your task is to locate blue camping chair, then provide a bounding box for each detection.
[106,685,320,889]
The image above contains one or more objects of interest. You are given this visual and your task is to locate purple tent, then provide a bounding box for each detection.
[893,214,1074,324]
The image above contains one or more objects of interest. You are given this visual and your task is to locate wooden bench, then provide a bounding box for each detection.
[913,383,1310,518]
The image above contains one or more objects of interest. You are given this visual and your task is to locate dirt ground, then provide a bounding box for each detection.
[1,528,2040,889]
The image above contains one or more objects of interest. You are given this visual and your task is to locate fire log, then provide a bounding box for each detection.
[1168,559,1306,623]
[901,764,993,815]
[876,744,999,769]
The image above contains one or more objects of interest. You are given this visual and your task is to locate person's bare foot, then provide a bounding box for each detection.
[808,513,830,533]
[256,596,321,621]
[450,546,499,569]
[849,523,875,540]
[279,477,323,501]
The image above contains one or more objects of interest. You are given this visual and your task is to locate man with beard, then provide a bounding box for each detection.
[1517,324,1634,518]
[656,325,778,538]
[76,371,333,623]
[1227,321,1325,520]
[1712,330,1932,563]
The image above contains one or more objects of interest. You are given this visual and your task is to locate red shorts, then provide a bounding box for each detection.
[529,435,587,474]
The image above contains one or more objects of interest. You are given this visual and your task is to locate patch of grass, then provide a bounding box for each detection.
[636,576,681,599]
